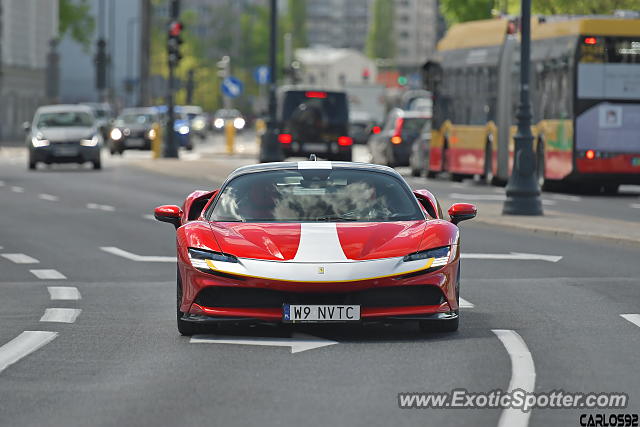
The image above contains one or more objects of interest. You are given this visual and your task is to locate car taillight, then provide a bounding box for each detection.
[278,133,292,144]
[585,149,595,159]
[584,37,597,45]
[391,136,402,144]
[372,126,381,134]
[338,136,352,146]
[305,91,327,98]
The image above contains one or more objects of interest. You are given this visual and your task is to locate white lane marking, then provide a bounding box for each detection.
[449,193,556,205]
[621,314,640,328]
[459,297,474,308]
[10,186,24,193]
[0,180,5,187]
[47,286,81,301]
[40,308,82,323]
[0,331,58,374]
[1,253,39,264]
[86,203,115,212]
[100,246,176,262]
[190,333,338,354]
[29,269,67,280]
[462,252,562,262]
[492,329,536,427]
[551,194,581,202]
[142,214,156,221]
[631,203,640,209]
[38,193,59,202]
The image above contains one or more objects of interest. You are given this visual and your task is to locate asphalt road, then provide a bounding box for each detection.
[0,145,638,427]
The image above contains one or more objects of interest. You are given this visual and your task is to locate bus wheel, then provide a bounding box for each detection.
[483,143,494,185]
[441,141,449,174]
[536,141,546,189]
[602,183,619,194]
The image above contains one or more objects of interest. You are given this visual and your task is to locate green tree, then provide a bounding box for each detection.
[439,0,493,24]
[286,0,308,49]
[533,0,640,15]
[59,0,95,50]
[366,0,395,59]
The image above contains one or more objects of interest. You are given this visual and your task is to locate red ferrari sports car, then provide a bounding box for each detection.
[155,160,476,335]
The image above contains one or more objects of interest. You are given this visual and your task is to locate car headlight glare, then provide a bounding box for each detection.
[110,128,123,140]
[193,118,206,130]
[178,125,190,135]
[233,118,245,129]
[80,135,100,146]
[31,135,50,147]
[188,248,239,269]
[403,246,451,267]
[214,118,225,129]
[147,128,157,139]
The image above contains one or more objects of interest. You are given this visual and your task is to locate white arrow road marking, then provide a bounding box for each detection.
[38,193,59,202]
[621,314,640,328]
[87,203,115,212]
[1,253,39,264]
[29,269,67,280]
[459,298,474,308]
[40,308,82,323]
[631,203,640,209]
[190,333,338,354]
[0,331,58,374]
[492,329,536,427]
[100,246,176,262]
[47,286,81,301]
[462,252,562,263]
[449,193,556,205]
[10,186,24,193]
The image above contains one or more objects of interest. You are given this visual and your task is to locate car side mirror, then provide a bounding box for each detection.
[448,203,477,225]
[22,122,31,132]
[154,205,183,229]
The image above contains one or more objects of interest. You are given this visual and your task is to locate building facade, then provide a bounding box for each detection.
[393,0,439,69]
[295,47,377,88]
[0,0,58,141]
[306,0,369,51]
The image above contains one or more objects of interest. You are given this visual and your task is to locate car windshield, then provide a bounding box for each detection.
[281,91,348,124]
[37,112,94,128]
[120,114,155,125]
[209,168,423,222]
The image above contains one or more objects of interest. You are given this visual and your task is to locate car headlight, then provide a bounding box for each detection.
[192,118,206,131]
[81,134,100,146]
[233,117,245,129]
[147,128,156,139]
[188,248,239,269]
[110,128,123,140]
[403,246,452,268]
[214,118,224,129]
[31,134,50,147]
[178,125,190,135]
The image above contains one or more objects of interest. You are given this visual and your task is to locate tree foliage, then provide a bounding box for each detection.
[59,0,95,50]
[286,0,308,49]
[366,0,395,59]
[439,0,493,24]
[533,0,640,15]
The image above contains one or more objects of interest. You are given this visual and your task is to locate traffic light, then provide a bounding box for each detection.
[95,38,107,90]
[397,75,408,86]
[167,20,184,67]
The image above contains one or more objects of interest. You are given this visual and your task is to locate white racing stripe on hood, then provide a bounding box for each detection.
[298,161,332,169]
[293,223,348,262]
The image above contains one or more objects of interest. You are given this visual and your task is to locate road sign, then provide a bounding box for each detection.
[253,65,270,85]
[221,76,243,98]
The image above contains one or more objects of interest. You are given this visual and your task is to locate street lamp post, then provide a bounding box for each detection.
[502,0,543,215]
[259,0,284,163]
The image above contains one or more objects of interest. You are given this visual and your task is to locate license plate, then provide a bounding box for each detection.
[53,146,78,156]
[127,138,145,147]
[303,143,328,153]
[283,304,360,322]
[632,157,640,167]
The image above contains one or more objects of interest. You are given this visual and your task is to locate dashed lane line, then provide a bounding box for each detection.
[10,186,24,193]
[1,253,39,264]
[47,286,81,301]
[40,308,82,323]
[0,331,58,375]
[86,203,115,212]
[621,314,640,328]
[38,193,60,202]
[29,269,67,280]
[492,329,536,427]
[100,246,176,262]
[631,203,640,209]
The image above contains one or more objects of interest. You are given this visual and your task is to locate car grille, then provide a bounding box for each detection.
[194,285,445,308]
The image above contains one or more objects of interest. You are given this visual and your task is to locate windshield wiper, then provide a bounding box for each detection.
[315,215,358,222]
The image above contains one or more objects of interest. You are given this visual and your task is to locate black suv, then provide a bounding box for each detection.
[277,88,352,161]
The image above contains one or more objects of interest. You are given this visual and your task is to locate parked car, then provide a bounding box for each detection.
[25,104,102,170]
[82,102,113,141]
[108,107,159,155]
[409,119,433,177]
[368,109,430,167]
[277,87,352,161]
[211,109,245,132]
[181,105,208,139]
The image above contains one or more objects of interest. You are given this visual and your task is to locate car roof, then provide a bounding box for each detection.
[36,104,94,114]
[120,107,158,115]
[226,161,404,181]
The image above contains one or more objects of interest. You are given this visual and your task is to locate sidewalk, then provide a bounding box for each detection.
[126,154,640,245]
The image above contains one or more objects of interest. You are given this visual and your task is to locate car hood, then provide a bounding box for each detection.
[208,221,428,262]
[36,127,95,142]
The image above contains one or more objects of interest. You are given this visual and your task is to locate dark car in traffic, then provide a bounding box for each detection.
[368,109,430,167]
[25,104,102,170]
[108,108,159,155]
[277,88,352,161]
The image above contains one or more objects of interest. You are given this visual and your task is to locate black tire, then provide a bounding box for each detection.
[441,143,448,173]
[176,267,212,336]
[419,316,459,333]
[483,143,494,185]
[426,170,437,179]
[410,166,421,177]
[28,155,36,170]
[602,183,619,194]
[92,159,102,170]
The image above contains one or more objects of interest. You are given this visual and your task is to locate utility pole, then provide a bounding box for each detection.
[216,56,231,109]
[165,0,183,158]
[95,39,108,100]
[259,0,284,163]
[502,0,543,215]
[46,39,60,104]
[139,0,151,106]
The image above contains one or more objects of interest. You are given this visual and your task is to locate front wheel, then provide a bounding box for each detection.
[92,159,102,170]
[483,144,494,185]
